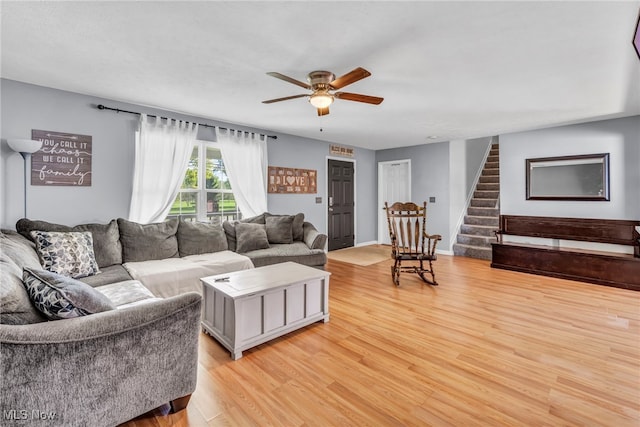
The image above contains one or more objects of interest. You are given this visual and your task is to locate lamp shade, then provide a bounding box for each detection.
[7,138,42,154]
[309,93,334,109]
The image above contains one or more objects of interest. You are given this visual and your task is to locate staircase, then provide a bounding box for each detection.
[453,143,500,260]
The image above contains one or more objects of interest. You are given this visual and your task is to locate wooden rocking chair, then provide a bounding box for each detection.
[384,201,442,286]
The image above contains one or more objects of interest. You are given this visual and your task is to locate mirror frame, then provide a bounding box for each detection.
[526,153,610,201]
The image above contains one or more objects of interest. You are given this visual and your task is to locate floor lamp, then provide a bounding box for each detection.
[7,138,43,218]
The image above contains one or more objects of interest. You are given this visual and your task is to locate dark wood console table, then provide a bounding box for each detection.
[491,215,640,291]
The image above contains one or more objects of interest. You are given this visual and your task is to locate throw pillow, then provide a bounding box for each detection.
[265,215,294,244]
[222,220,238,252]
[22,267,115,320]
[265,212,304,241]
[240,213,267,225]
[16,218,123,268]
[30,231,100,279]
[292,213,305,241]
[177,220,228,256]
[222,213,267,252]
[235,223,270,253]
[117,218,179,262]
[72,220,122,267]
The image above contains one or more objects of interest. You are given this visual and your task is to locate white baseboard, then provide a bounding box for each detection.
[356,240,378,247]
[437,249,454,256]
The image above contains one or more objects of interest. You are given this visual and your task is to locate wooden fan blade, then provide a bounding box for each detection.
[262,94,308,104]
[335,92,384,105]
[266,72,311,90]
[329,67,371,90]
[317,107,330,116]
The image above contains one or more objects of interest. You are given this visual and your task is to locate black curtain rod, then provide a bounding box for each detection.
[95,104,277,139]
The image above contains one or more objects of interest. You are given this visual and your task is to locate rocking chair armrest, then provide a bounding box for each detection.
[423,233,442,255]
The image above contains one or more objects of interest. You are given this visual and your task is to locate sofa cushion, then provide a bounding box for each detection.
[118,218,179,262]
[265,212,304,241]
[22,267,116,320]
[95,280,158,307]
[0,247,47,325]
[0,268,47,325]
[31,230,100,279]
[16,218,123,268]
[124,251,253,298]
[0,231,47,325]
[78,265,133,288]
[265,215,294,244]
[0,229,42,271]
[235,223,270,253]
[177,220,228,256]
[245,242,327,268]
[222,213,267,251]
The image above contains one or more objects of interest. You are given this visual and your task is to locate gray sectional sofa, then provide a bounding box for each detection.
[14,212,327,297]
[0,212,326,426]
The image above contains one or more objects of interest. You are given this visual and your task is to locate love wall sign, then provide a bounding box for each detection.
[268,166,317,194]
[31,129,92,186]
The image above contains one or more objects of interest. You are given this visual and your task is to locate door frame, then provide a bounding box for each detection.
[325,156,357,248]
[377,159,411,244]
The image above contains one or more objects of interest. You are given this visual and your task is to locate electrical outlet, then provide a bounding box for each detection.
[315,197,322,204]
[429,197,436,203]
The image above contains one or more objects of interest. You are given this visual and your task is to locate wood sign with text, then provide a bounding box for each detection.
[330,144,354,157]
[268,166,317,194]
[31,130,92,186]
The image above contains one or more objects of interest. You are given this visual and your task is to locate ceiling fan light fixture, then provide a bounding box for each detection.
[309,93,334,109]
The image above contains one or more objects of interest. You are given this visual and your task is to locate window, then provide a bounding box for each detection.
[169,141,241,224]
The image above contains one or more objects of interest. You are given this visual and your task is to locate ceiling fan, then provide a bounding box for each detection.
[262,67,383,116]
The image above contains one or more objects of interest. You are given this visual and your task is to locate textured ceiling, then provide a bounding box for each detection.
[2,1,639,150]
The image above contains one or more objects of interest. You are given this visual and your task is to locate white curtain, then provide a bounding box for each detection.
[216,128,268,218]
[129,114,198,223]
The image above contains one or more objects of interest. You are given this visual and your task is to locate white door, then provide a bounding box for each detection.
[378,160,411,244]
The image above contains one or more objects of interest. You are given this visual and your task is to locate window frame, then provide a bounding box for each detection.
[169,140,241,223]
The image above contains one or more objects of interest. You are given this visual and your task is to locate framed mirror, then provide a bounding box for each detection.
[526,153,610,201]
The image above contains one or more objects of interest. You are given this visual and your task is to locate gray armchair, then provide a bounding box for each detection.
[0,292,201,426]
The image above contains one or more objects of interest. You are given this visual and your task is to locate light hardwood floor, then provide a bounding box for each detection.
[122,253,640,426]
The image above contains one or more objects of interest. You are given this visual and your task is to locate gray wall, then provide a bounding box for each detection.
[499,116,640,219]
[376,137,492,252]
[376,142,451,248]
[3,78,636,247]
[0,79,378,243]
[267,135,377,244]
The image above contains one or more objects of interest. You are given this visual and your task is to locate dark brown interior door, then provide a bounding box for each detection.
[328,159,354,251]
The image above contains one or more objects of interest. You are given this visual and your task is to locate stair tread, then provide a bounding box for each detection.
[455,146,499,261]
[453,243,492,250]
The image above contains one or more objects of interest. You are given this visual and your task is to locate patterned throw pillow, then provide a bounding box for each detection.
[30,231,100,279]
[22,267,115,320]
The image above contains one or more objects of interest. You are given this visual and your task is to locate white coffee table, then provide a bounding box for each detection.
[200,262,331,359]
